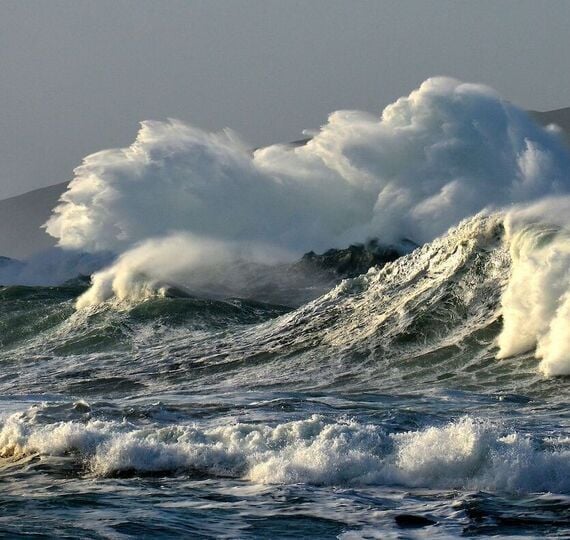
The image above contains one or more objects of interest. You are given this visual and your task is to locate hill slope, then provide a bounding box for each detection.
[0,182,68,259]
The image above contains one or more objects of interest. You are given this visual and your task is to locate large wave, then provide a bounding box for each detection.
[46,77,570,254]
[6,75,570,377]
[43,77,570,305]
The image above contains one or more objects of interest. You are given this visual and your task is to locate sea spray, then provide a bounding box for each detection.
[74,234,292,308]
[44,77,570,306]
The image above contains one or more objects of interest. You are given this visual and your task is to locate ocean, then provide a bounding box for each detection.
[2,212,570,538]
[3,76,570,538]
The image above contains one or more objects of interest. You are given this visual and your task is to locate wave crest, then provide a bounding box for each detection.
[2,411,569,493]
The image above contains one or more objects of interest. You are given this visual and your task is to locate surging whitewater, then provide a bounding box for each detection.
[2,410,570,493]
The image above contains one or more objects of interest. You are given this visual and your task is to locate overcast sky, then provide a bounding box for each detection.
[1,0,570,199]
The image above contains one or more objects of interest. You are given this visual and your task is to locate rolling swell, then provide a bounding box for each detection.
[0,212,552,398]
[0,287,290,358]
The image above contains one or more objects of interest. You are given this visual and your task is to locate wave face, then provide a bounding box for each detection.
[4,78,570,537]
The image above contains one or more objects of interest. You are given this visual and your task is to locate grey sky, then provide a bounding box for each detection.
[1,0,570,199]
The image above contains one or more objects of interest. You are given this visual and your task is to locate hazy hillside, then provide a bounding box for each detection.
[1,108,570,259]
[531,108,570,136]
[0,181,68,259]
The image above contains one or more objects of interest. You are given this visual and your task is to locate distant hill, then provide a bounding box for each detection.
[0,181,68,259]
[531,108,570,136]
[1,108,570,259]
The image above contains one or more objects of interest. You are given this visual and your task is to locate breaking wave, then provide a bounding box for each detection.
[2,410,569,494]
[40,76,570,308]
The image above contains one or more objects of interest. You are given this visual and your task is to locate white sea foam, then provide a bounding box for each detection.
[43,77,570,305]
[2,412,569,493]
[498,197,570,375]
